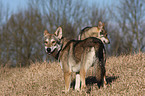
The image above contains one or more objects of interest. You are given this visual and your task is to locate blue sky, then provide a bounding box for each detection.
[2,0,28,13]
[2,0,118,14]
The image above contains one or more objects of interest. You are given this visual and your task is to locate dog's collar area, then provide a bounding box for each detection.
[57,37,67,61]
[55,49,61,60]
[54,37,64,60]
[57,37,63,44]
[60,37,64,42]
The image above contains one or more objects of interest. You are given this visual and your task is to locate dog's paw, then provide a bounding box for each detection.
[61,89,70,94]
[75,88,80,92]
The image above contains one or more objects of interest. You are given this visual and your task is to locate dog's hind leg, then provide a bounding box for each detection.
[102,62,107,87]
[80,51,87,90]
[75,72,80,91]
[80,68,86,90]
[64,71,71,93]
[95,60,106,88]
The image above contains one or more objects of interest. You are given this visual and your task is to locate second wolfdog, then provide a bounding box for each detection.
[44,27,107,93]
[78,21,110,44]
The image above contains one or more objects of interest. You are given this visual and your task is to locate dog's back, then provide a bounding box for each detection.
[78,27,100,40]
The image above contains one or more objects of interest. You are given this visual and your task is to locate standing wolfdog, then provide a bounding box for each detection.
[78,21,110,44]
[44,27,107,93]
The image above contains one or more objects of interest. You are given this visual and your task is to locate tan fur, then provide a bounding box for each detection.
[78,21,110,44]
[44,27,107,93]
[80,27,100,40]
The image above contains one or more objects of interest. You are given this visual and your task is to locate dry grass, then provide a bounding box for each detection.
[0,52,145,96]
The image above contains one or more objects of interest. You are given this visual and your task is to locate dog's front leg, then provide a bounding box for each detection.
[64,71,71,93]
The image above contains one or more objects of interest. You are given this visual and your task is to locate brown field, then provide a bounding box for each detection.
[0,52,145,96]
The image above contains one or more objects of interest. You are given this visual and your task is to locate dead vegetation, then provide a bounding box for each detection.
[0,52,144,96]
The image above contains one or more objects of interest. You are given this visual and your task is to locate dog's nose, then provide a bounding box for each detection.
[47,48,51,53]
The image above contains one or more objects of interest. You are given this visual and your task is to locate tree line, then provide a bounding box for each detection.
[0,0,144,67]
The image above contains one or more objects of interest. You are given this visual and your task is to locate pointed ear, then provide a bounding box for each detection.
[98,21,103,29]
[54,27,62,39]
[44,30,49,36]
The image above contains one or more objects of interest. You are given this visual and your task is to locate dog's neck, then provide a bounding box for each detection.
[50,49,60,60]
[53,37,69,60]
[60,37,69,50]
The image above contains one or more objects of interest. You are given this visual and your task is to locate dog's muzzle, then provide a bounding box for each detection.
[100,36,110,44]
[45,47,56,54]
[45,45,61,55]
[45,46,55,54]
[46,48,51,53]
[45,44,62,55]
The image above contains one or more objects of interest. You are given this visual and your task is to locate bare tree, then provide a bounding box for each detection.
[89,6,109,26]
[0,1,12,66]
[0,4,44,66]
[40,0,88,39]
[114,0,145,53]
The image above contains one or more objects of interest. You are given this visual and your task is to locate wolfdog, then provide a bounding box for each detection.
[78,21,110,44]
[44,27,107,93]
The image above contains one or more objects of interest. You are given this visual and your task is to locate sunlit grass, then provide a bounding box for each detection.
[0,52,144,95]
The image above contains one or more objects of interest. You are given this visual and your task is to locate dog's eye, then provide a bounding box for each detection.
[100,32,103,35]
[44,41,48,44]
[52,41,55,44]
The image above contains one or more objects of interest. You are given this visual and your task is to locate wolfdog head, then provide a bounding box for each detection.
[98,22,110,44]
[43,27,62,55]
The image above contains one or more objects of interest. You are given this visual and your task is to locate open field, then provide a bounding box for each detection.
[0,52,145,96]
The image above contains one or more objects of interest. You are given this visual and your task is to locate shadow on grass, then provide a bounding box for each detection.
[71,75,119,93]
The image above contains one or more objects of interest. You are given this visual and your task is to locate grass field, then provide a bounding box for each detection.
[0,52,144,96]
